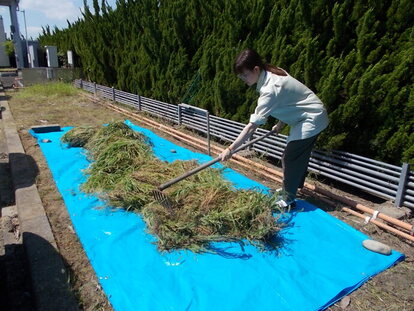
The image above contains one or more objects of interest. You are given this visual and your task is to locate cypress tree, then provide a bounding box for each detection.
[38,0,414,165]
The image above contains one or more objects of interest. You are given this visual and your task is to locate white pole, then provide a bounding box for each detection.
[21,9,31,67]
[9,0,24,69]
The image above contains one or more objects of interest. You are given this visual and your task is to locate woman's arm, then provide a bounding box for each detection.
[220,122,258,161]
[221,120,285,161]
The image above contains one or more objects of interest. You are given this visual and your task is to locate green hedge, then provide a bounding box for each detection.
[39,0,414,165]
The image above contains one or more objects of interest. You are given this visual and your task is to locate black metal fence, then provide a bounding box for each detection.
[75,79,414,209]
[22,68,82,85]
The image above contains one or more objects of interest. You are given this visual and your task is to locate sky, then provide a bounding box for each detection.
[0,0,117,40]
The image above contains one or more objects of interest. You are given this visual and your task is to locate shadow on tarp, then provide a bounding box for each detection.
[206,230,291,260]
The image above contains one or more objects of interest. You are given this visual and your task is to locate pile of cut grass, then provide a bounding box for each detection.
[61,126,98,147]
[61,121,285,253]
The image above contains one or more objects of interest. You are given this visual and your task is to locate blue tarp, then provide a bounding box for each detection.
[30,120,404,311]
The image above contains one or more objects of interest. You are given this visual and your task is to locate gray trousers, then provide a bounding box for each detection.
[282,134,319,201]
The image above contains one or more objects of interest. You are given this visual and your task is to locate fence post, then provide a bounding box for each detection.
[80,79,83,89]
[137,94,141,111]
[112,87,115,101]
[94,82,97,96]
[206,111,211,156]
[395,163,410,207]
[247,131,255,150]
[177,104,182,125]
[46,68,53,80]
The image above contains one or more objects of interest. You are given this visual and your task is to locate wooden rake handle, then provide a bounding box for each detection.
[158,128,278,191]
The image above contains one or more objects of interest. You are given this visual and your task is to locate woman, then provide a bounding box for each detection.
[220,48,329,208]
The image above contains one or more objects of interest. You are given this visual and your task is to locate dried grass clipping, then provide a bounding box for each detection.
[61,121,286,253]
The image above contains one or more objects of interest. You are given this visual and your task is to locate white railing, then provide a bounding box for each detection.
[75,79,413,209]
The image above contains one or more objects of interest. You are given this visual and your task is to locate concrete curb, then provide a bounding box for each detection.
[1,87,79,311]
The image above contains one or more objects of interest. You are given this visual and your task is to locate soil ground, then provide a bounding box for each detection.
[3,84,413,311]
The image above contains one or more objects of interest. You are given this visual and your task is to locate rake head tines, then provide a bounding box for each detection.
[151,189,174,210]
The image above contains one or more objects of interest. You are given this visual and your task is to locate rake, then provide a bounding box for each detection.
[152,128,279,209]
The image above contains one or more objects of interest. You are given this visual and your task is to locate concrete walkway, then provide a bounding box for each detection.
[0,86,79,311]
[0,108,33,310]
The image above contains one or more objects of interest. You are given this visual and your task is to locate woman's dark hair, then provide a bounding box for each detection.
[234,48,287,76]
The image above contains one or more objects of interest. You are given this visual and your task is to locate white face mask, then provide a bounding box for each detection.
[237,66,261,86]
